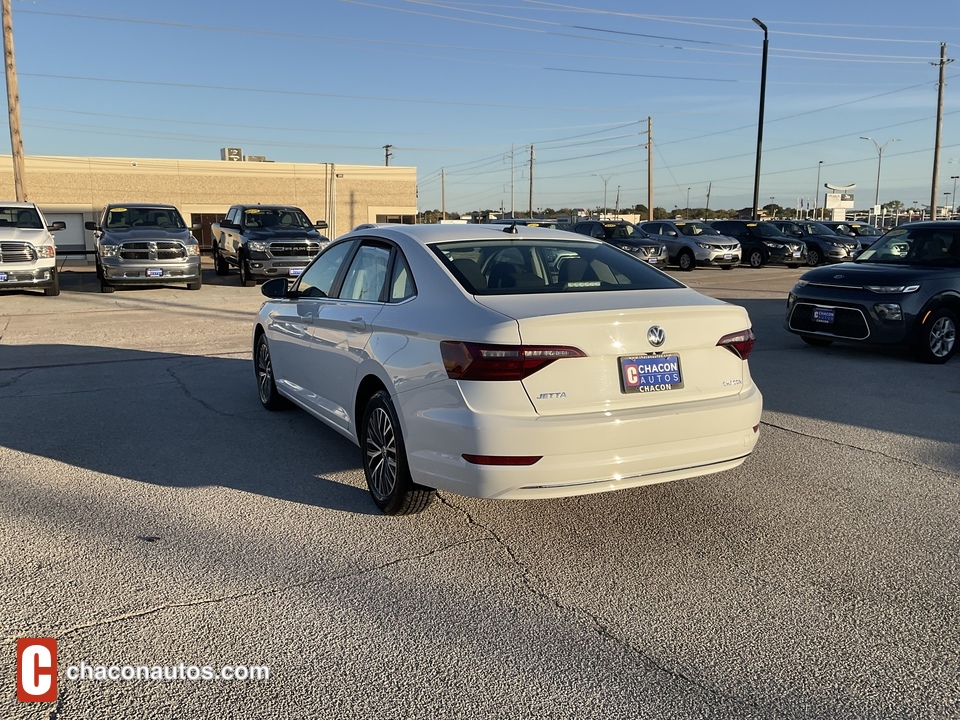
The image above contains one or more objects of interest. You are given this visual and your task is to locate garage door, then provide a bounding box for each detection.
[43,213,86,253]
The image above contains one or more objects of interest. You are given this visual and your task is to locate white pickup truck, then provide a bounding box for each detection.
[0,202,64,296]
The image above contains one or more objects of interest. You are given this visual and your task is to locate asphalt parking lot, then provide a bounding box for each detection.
[2,260,958,719]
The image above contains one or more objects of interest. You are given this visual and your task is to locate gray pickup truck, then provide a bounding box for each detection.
[211,204,329,287]
[87,203,202,293]
[0,202,65,296]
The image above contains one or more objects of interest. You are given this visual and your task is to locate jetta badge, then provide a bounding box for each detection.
[647,325,666,347]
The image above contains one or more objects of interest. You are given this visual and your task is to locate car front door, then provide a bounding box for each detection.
[305,240,392,435]
[267,239,355,409]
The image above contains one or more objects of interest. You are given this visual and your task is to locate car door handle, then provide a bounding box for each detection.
[349,317,366,332]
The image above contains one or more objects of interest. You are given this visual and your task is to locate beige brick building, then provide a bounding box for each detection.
[0,155,418,254]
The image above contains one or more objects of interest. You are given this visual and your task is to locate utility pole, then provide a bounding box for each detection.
[510,144,515,217]
[2,0,26,200]
[528,145,534,218]
[930,43,953,219]
[441,168,445,222]
[646,116,653,220]
[813,160,823,220]
[383,144,394,166]
[705,182,712,218]
[751,18,769,222]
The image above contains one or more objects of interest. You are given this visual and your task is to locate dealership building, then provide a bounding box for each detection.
[0,154,418,256]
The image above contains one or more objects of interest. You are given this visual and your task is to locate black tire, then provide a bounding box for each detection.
[677,249,695,272]
[748,249,765,269]
[100,276,115,293]
[361,390,435,515]
[239,253,256,287]
[43,267,60,296]
[913,307,957,364]
[801,335,833,347]
[806,247,822,267]
[254,333,291,410]
[213,243,230,276]
[186,270,202,291]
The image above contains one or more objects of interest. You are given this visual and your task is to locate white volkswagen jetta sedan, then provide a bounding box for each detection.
[253,223,762,514]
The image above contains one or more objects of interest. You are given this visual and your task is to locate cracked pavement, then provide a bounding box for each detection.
[2,264,958,719]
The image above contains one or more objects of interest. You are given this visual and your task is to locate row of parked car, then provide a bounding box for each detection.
[491,216,884,271]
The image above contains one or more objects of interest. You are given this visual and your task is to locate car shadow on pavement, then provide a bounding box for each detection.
[0,344,379,514]
[725,296,960,472]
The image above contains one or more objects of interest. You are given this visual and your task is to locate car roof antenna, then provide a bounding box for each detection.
[502,222,519,234]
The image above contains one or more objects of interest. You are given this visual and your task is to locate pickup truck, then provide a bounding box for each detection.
[211,205,329,287]
[86,203,202,293]
[0,202,65,297]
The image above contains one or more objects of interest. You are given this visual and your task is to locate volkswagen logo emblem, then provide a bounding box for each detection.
[647,325,665,347]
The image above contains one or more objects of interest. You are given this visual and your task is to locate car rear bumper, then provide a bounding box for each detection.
[405,383,762,500]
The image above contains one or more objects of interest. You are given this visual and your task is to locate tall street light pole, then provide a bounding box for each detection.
[951,175,959,217]
[813,160,823,220]
[686,187,691,216]
[860,136,899,215]
[751,17,768,222]
[593,173,612,218]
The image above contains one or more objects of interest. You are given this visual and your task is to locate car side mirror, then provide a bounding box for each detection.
[84,221,99,231]
[48,221,66,231]
[191,223,202,231]
[221,220,237,229]
[666,230,677,236]
[261,277,291,299]
[314,220,329,230]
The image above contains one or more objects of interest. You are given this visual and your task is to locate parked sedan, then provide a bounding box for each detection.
[253,224,762,514]
[769,220,860,266]
[710,220,807,268]
[786,221,959,363]
[570,220,669,266]
[639,220,740,271]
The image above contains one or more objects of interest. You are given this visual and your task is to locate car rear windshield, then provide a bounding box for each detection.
[431,239,684,295]
[855,227,960,266]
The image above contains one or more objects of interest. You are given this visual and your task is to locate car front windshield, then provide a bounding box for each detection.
[432,239,684,295]
[855,227,960,266]
[243,208,313,229]
[677,223,721,236]
[106,208,185,229]
[602,223,647,240]
[748,223,786,238]
[804,222,835,236]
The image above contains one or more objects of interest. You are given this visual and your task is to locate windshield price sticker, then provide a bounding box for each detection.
[620,355,684,394]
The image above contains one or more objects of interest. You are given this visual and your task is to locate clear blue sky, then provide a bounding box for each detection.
[6,0,960,214]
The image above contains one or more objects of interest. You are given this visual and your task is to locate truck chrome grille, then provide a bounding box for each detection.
[118,241,186,261]
[0,242,37,264]
[269,242,320,257]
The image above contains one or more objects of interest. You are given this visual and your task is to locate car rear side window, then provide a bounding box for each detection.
[432,239,683,295]
[339,243,392,302]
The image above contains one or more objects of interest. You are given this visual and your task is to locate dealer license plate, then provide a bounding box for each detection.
[0,272,7,282]
[289,267,305,277]
[723,253,733,260]
[792,251,802,257]
[647,258,658,264]
[813,307,835,324]
[146,268,163,278]
[619,354,683,394]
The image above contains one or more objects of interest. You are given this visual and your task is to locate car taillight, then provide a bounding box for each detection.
[440,341,585,381]
[717,328,755,360]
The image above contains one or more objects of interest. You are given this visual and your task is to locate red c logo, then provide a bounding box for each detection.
[17,638,57,702]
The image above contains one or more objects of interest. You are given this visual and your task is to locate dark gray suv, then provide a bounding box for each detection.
[709,220,807,269]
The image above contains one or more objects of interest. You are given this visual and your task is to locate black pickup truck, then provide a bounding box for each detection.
[211,205,329,286]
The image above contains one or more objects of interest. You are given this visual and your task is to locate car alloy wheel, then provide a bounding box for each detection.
[915,308,957,363]
[748,250,764,268]
[361,390,435,515]
[678,249,695,271]
[240,255,256,287]
[806,248,821,266]
[254,333,289,410]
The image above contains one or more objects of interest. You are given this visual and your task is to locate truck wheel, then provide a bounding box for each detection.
[239,254,256,287]
[187,272,202,291]
[43,267,60,296]
[100,276,115,293]
[213,244,229,276]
